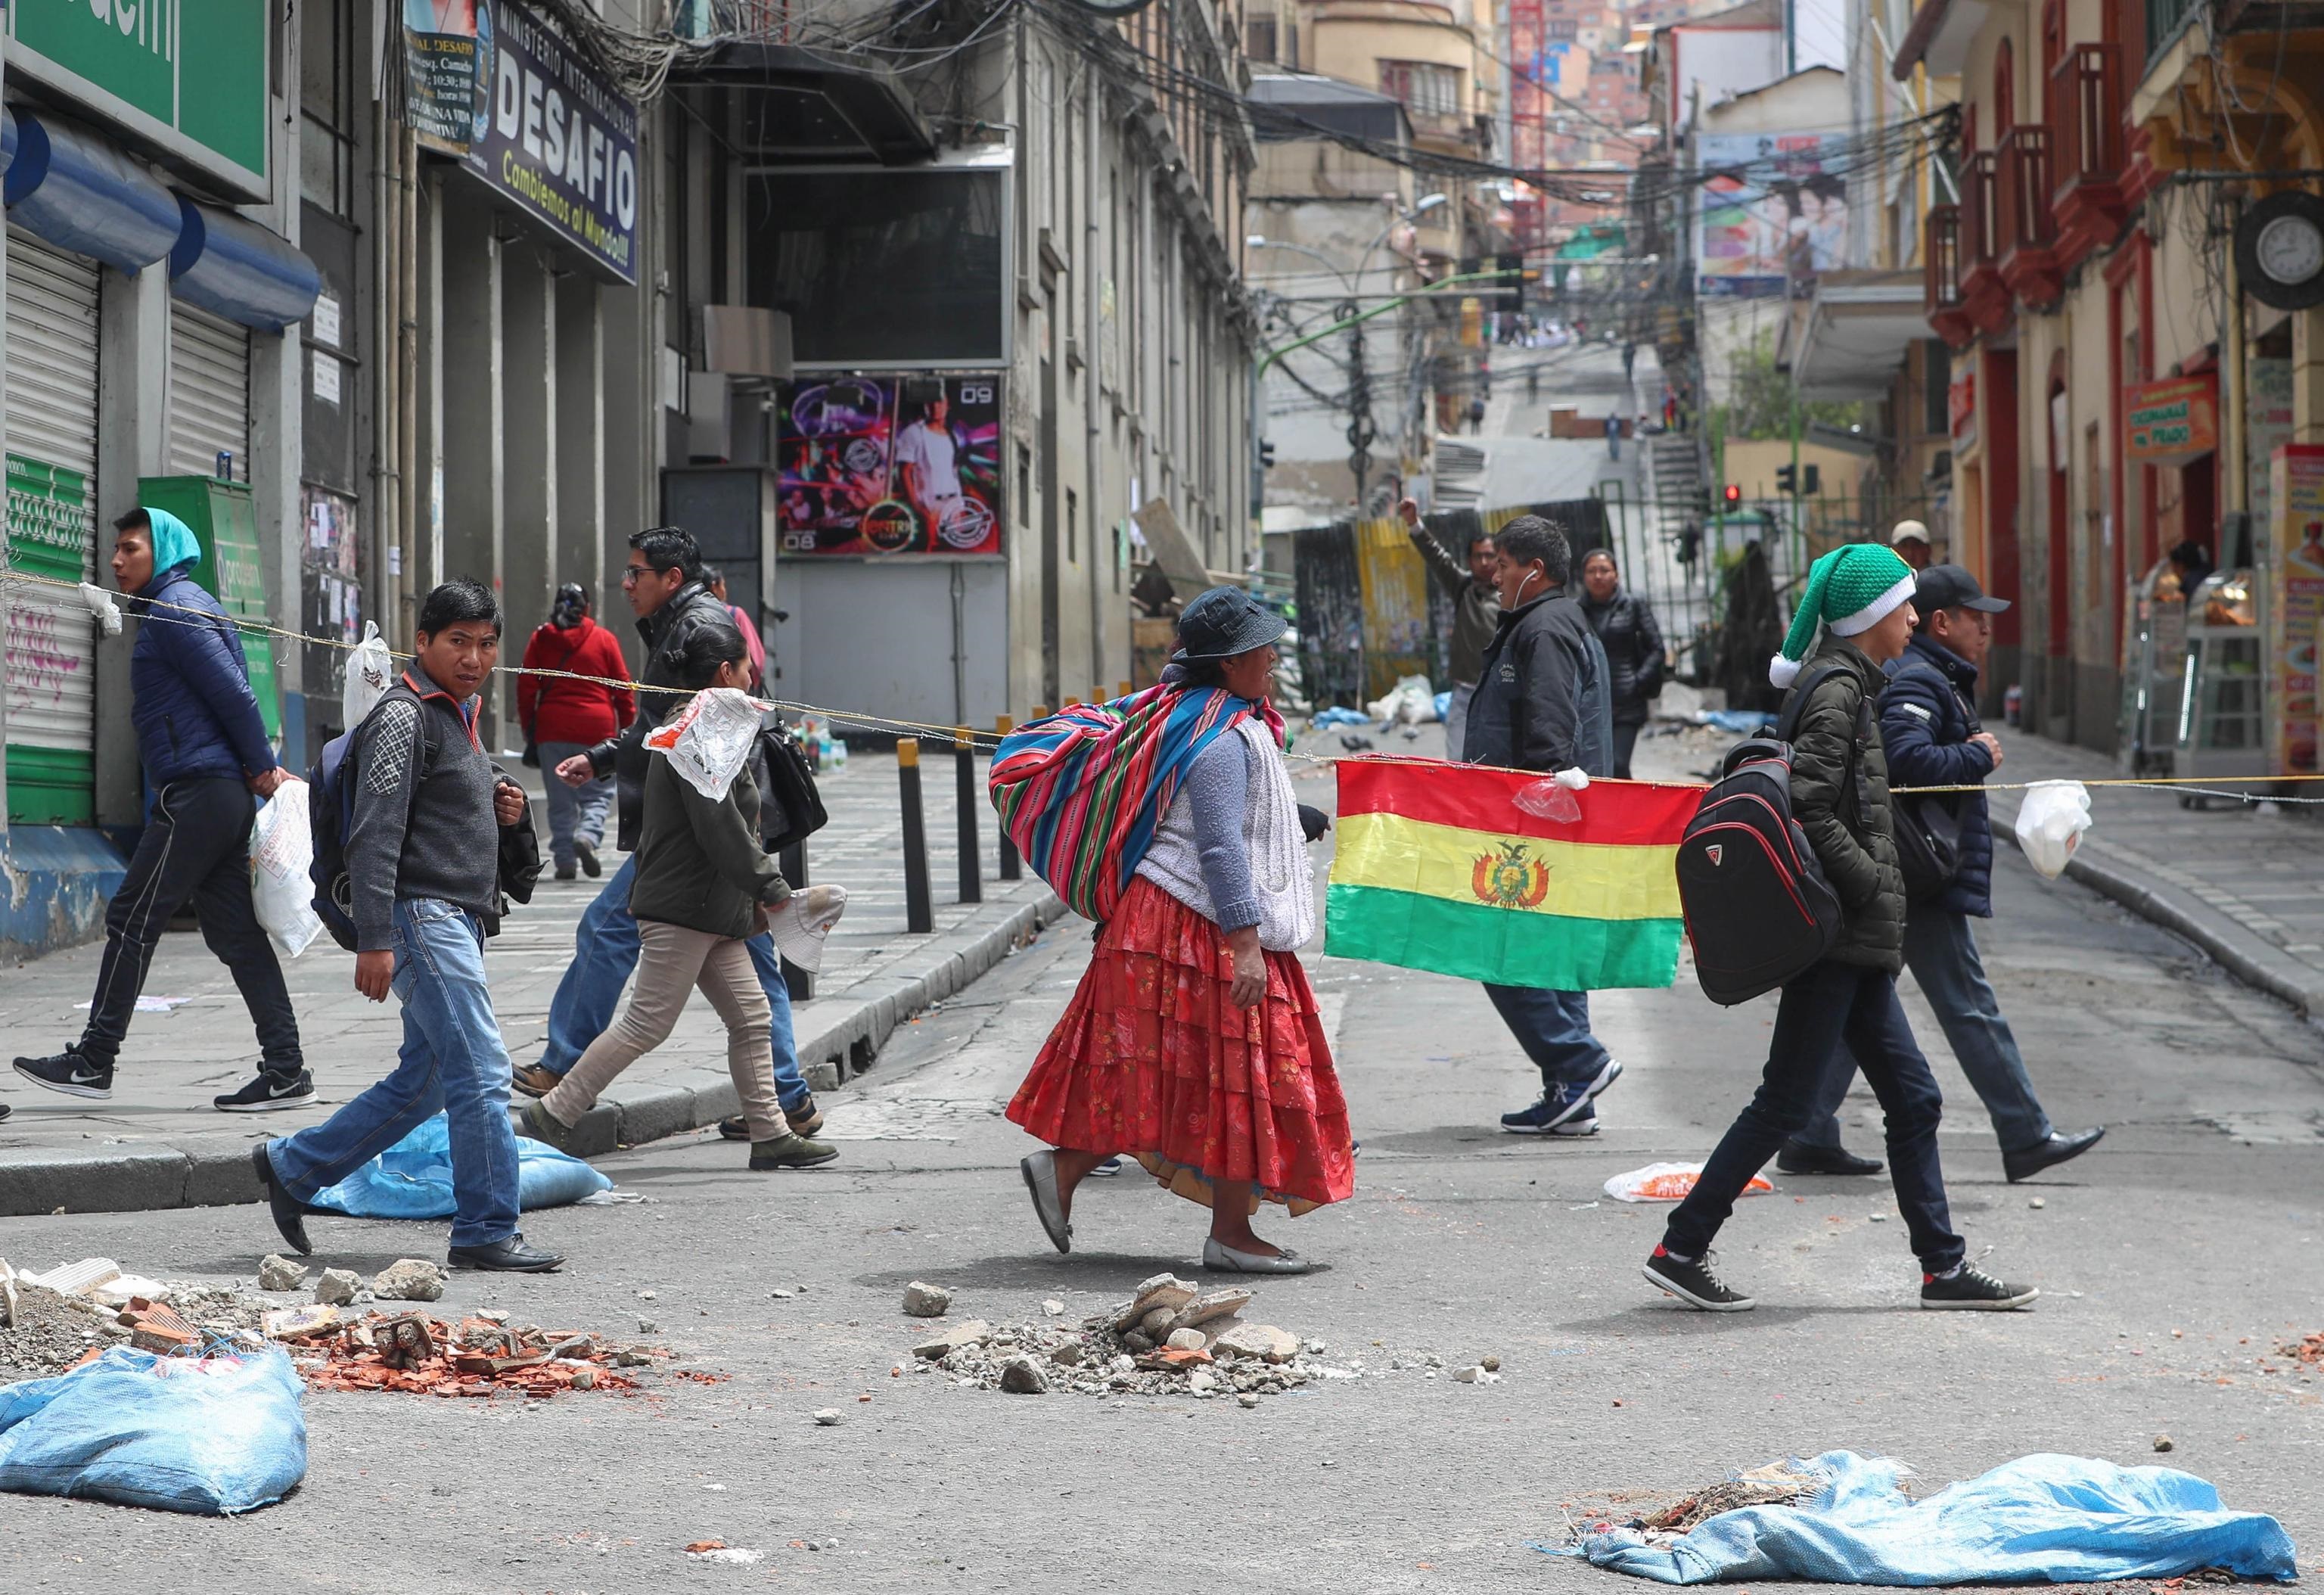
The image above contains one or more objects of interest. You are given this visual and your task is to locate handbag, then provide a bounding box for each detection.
[755,714,828,854]
[1893,791,1962,903]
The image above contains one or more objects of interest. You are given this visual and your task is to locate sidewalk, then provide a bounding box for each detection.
[0,747,1064,1216]
[1977,729,2324,1021]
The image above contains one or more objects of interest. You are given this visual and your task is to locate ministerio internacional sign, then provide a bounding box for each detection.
[8,0,271,201]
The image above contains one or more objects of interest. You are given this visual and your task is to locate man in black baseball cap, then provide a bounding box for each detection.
[1782,561,2105,1185]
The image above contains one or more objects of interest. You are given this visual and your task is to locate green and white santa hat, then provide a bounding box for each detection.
[1769,542,1919,689]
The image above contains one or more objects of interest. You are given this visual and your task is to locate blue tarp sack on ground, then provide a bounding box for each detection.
[1311,705,1369,729]
[309,1111,611,1219]
[0,1346,306,1515]
[1564,1452,2298,1586]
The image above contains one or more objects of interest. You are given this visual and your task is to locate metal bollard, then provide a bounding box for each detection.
[1117,679,1131,698]
[1092,686,1108,710]
[954,725,981,904]
[897,738,934,933]
[778,840,812,1003]
[995,714,1021,881]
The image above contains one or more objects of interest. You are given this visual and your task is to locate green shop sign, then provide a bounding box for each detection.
[8,1,271,199]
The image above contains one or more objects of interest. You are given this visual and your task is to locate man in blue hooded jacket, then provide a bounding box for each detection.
[12,507,312,1112]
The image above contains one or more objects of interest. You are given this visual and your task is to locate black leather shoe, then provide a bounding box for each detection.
[1776,1141,1884,1176]
[2003,1126,2104,1183]
[251,1142,312,1255]
[448,1234,565,1273]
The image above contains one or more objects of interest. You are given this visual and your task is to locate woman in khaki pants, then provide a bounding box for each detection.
[522,626,838,1171]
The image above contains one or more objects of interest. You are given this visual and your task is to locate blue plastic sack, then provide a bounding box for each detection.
[0,1346,306,1515]
[1566,1451,2298,1585]
[1700,709,1779,734]
[1432,691,1452,723]
[309,1111,611,1220]
[1311,705,1369,728]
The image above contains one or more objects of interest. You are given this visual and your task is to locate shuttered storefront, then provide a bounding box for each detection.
[5,231,104,825]
[168,303,252,480]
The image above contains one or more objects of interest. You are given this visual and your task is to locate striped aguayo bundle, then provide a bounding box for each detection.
[1326,757,1700,990]
[989,685,1284,925]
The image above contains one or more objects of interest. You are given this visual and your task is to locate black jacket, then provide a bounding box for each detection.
[1462,589,1614,775]
[1580,588,1666,726]
[584,582,743,852]
[1783,637,1903,972]
[1881,633,1996,918]
[629,756,790,938]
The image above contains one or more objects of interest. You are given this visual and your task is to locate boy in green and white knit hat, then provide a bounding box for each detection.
[1769,542,1919,689]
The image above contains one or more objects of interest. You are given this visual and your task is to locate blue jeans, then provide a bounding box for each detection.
[267,899,521,1248]
[538,856,810,1110]
[1483,983,1610,1090]
[1664,959,1963,1271]
[1791,908,2053,1155]
[539,739,614,872]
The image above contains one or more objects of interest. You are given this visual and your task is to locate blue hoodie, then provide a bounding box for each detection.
[127,506,278,785]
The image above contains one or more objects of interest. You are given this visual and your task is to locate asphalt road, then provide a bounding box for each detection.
[2,750,2319,1590]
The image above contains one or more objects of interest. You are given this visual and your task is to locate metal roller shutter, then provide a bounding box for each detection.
[5,229,102,825]
[169,303,252,481]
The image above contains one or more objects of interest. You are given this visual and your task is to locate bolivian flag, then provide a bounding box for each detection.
[1326,758,1701,989]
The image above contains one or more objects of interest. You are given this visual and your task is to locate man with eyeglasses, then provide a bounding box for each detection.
[519,527,838,1146]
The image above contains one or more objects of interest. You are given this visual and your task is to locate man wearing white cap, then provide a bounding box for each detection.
[1891,519,1932,572]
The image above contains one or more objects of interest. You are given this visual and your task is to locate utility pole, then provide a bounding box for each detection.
[1343,302,1375,515]
[1785,0,1797,75]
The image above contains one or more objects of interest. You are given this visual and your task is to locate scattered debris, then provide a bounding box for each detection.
[2030,1197,2047,1210]
[1452,1364,1501,1385]
[289,1312,653,1397]
[2276,1332,2323,1369]
[1042,1299,1064,1317]
[1605,1164,1774,1204]
[2154,1435,2175,1454]
[257,1255,309,1292]
[17,1258,122,1297]
[688,1546,765,1565]
[912,1320,994,1360]
[372,1259,446,1302]
[1481,1354,1502,1373]
[1630,1462,1822,1532]
[999,1356,1048,1394]
[314,1269,362,1307]
[902,1282,952,1318]
[812,1408,841,1426]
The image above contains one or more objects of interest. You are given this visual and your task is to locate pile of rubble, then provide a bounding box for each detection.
[902,1273,1340,1404]
[283,1308,648,1398]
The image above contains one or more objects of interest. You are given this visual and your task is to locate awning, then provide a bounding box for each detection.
[669,42,937,166]
[1891,0,1992,79]
[1787,271,1930,400]
[167,197,322,334]
[1,108,182,274]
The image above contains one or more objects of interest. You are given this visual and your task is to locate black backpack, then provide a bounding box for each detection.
[309,689,434,953]
[1674,664,1863,1006]
[753,713,829,854]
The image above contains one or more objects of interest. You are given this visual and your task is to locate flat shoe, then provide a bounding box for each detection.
[1203,1236,1312,1274]
[1021,1151,1072,1254]
[251,1142,312,1256]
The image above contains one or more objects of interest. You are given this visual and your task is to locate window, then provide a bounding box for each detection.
[300,0,356,216]
[1246,15,1277,62]
[1066,489,1079,564]
[1379,61,1461,120]
[1922,340,1951,436]
[1018,444,1033,526]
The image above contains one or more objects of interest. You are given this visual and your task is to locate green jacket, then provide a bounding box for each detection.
[628,754,790,938]
[1783,636,1903,972]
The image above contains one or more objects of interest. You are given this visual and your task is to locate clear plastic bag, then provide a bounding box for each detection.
[342,621,394,729]
[1513,766,1592,824]
[248,782,322,959]
[644,686,769,800]
[2013,779,2092,879]
[1604,1161,1773,1203]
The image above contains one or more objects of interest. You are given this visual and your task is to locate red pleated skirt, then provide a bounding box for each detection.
[1008,875,1355,1213]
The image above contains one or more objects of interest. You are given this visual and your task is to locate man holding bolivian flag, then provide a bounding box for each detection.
[1329,511,1698,1138]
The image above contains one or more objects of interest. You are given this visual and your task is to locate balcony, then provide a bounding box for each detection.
[1924,204,1974,348]
[1996,125,2061,309]
[1956,151,2013,335]
[2048,42,2129,268]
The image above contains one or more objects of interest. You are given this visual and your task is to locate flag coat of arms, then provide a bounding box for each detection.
[1326,759,1701,989]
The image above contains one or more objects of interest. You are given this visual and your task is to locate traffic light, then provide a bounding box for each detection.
[1802,463,1822,495]
[1495,252,1524,314]
[1257,439,1276,471]
[1721,483,1742,508]
[1776,464,1797,494]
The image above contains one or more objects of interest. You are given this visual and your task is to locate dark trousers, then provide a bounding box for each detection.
[1662,959,1963,1271]
[1610,720,1642,780]
[80,776,303,1074]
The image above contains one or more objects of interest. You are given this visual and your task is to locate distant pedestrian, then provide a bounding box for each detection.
[251,581,564,1273]
[1398,497,1497,759]
[1577,549,1665,779]
[13,507,309,1116]
[517,581,632,881]
[1664,391,1679,431]
[1467,398,1487,434]
[1461,516,1623,1136]
[524,527,841,1145]
[1779,564,2105,1183]
[1604,413,1621,461]
[1643,543,2036,1313]
[1002,588,1353,1273]
[701,563,766,689]
[520,623,838,1172]
[2166,539,2214,602]
[1891,518,1932,571]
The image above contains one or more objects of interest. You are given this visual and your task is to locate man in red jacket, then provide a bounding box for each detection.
[518,583,635,879]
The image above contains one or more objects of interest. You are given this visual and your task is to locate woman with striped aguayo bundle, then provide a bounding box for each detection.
[990,587,1353,1274]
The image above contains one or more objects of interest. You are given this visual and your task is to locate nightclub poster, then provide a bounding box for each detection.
[775,375,1004,556]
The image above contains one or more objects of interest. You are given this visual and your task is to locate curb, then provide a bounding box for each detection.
[1988,794,2324,1022]
[0,888,1070,1219]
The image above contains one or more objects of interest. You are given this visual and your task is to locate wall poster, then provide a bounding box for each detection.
[774,375,1004,556]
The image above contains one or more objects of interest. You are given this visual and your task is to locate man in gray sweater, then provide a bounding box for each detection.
[1399,498,1498,758]
[252,581,564,1273]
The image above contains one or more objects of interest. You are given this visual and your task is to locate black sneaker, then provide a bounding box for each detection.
[1642,1246,1756,1311]
[1920,1265,2039,1311]
[251,1142,314,1256]
[213,1070,317,1113]
[14,1046,113,1100]
[575,835,601,878]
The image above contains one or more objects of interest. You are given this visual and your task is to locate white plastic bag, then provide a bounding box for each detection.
[342,621,394,729]
[644,687,768,800]
[1364,673,1437,726]
[2013,779,2092,879]
[1604,1161,1774,1203]
[249,781,323,959]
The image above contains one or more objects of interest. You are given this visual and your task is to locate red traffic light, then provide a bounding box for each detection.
[1722,483,1742,505]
